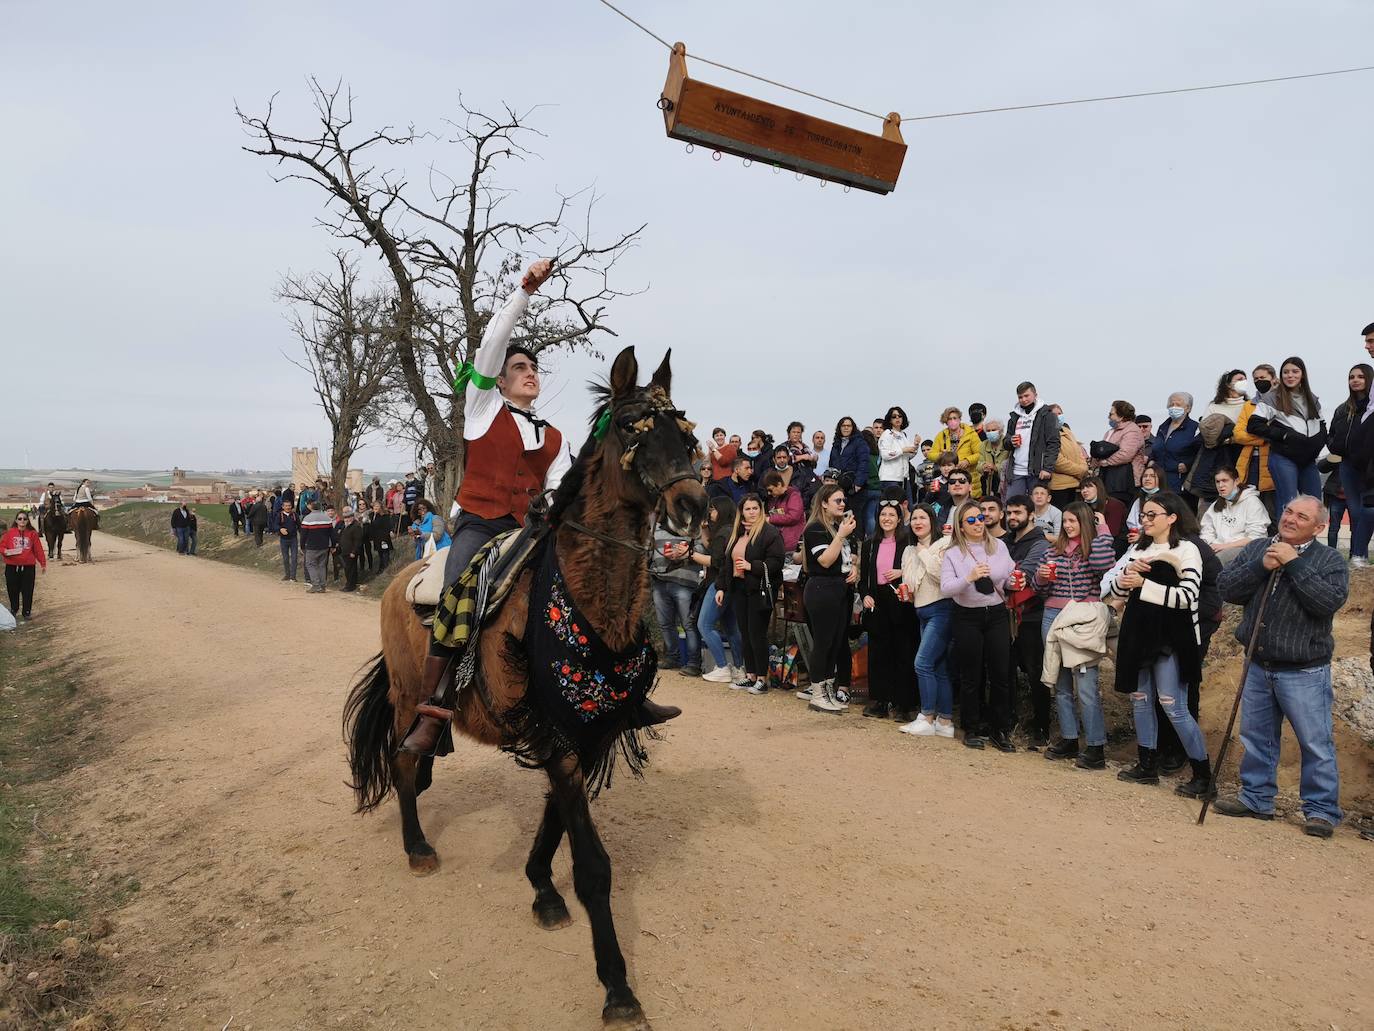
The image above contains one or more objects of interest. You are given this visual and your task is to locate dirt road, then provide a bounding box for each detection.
[45,534,1374,1030]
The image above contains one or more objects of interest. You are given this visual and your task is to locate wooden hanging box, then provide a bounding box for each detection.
[660,42,906,195]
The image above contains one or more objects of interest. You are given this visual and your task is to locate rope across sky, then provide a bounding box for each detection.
[594,0,1374,125]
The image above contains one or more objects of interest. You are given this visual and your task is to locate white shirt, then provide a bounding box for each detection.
[464,288,572,496]
[1011,402,1042,476]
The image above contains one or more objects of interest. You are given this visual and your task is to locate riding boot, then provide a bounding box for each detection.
[398,654,455,756]
[629,697,682,728]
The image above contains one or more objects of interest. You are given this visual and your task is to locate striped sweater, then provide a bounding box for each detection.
[1034,533,1116,609]
[1103,538,1203,641]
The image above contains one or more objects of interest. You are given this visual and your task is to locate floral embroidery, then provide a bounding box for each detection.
[544,573,590,657]
[550,659,636,722]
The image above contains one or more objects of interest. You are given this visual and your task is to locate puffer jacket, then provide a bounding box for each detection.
[1049,425,1089,491]
[1231,400,1274,493]
[930,424,984,497]
[1041,600,1115,685]
[1094,420,1146,487]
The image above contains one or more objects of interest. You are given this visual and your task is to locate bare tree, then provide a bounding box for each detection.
[278,251,399,506]
[238,79,644,509]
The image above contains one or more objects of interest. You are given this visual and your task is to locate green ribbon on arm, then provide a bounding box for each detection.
[453,361,498,394]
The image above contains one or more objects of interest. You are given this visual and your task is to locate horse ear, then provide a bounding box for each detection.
[650,349,672,394]
[609,346,639,398]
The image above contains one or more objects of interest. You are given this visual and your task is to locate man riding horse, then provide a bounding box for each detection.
[400,260,681,756]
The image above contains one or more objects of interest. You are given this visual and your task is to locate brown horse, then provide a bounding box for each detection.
[344,347,707,1030]
[68,507,97,563]
[41,508,66,561]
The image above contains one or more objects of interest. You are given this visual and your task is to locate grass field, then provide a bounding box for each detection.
[0,625,127,1025]
[98,502,412,596]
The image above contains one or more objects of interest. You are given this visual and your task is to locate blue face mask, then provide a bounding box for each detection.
[1227,486,1240,501]
[986,431,1001,443]
[1107,417,1119,429]
[1143,486,1159,496]
[1167,406,1186,420]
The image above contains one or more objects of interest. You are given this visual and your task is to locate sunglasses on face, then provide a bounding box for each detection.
[948,477,970,485]
[964,514,986,525]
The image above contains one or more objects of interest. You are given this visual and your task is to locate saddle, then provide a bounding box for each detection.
[408,521,546,627]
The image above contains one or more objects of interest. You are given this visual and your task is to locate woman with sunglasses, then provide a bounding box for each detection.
[940,501,1016,751]
[1036,501,1117,769]
[1104,492,1210,797]
[2,512,48,622]
[802,483,859,713]
[858,496,917,721]
[876,406,921,506]
[900,504,954,737]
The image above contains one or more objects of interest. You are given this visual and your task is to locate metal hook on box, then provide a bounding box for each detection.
[712,150,721,161]
[773,164,780,175]
[685,143,694,154]
[795,171,804,181]
[844,184,851,193]
[656,96,673,112]
[743,158,752,168]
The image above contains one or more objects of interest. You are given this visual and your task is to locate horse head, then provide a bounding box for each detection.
[594,345,709,537]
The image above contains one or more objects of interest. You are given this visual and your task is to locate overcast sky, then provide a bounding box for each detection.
[3,0,1369,475]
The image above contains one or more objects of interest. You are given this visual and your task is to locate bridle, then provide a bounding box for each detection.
[559,389,702,556]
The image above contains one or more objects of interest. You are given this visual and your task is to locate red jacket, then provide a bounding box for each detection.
[1,528,47,570]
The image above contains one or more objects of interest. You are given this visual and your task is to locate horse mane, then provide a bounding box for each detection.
[547,381,614,526]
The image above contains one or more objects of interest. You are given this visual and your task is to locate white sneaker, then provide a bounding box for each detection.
[795,685,814,701]
[702,666,733,684]
[746,681,769,695]
[1352,557,1369,569]
[933,719,956,739]
[731,678,753,691]
[901,714,936,736]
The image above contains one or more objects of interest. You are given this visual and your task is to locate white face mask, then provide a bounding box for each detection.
[1167,405,1186,420]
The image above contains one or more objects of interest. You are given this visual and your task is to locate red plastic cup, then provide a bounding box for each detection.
[897,583,912,603]
[663,542,674,556]
[1045,560,1058,581]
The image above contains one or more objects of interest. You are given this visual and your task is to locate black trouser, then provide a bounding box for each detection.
[231,516,243,536]
[1012,604,1050,735]
[362,535,374,571]
[731,584,771,678]
[953,605,1013,735]
[343,554,360,590]
[5,565,36,617]
[442,512,520,590]
[866,592,918,709]
[1050,487,1079,509]
[804,576,849,683]
[253,525,265,547]
[376,540,391,572]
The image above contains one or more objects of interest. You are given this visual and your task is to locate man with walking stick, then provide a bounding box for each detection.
[1211,496,1349,837]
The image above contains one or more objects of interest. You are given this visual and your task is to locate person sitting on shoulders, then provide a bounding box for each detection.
[1200,465,1271,564]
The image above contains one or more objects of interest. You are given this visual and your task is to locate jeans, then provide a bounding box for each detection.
[188,531,197,556]
[653,581,701,666]
[1338,460,1374,559]
[1041,608,1107,746]
[914,598,954,718]
[1326,496,1346,550]
[1004,474,1036,500]
[1129,653,1207,760]
[1238,663,1341,824]
[861,488,882,538]
[1266,451,1321,518]
[697,585,743,669]
[280,536,299,579]
[173,526,188,554]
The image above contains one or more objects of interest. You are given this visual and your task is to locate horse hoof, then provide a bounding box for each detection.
[532,898,573,930]
[603,992,650,1030]
[407,848,439,876]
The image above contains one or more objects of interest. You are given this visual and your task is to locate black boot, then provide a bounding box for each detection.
[1174,757,1212,798]
[1158,749,1187,776]
[398,654,455,756]
[1117,745,1159,785]
[862,700,890,719]
[629,697,682,728]
[1074,744,1106,770]
[1045,737,1079,761]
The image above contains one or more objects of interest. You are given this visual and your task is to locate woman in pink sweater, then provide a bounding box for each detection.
[2,512,47,622]
[762,471,805,553]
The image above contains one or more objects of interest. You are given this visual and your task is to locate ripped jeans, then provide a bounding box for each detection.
[1130,653,1207,760]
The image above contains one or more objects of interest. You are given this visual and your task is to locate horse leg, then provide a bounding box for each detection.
[526,792,572,930]
[393,749,439,875]
[547,760,648,1030]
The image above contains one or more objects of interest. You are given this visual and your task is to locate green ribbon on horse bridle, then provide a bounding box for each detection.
[453,361,498,394]
[592,407,612,441]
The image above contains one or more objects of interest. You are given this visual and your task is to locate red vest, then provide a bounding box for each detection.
[458,405,563,523]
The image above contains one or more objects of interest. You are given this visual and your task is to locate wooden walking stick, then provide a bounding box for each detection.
[1198,564,1282,825]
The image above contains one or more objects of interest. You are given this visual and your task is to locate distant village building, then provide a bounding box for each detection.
[166,467,230,502]
[291,447,320,490]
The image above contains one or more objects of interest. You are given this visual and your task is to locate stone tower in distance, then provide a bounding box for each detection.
[291,447,319,488]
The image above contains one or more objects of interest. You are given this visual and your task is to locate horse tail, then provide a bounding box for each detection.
[343,653,395,813]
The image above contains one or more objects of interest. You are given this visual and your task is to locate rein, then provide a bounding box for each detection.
[559,517,654,557]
